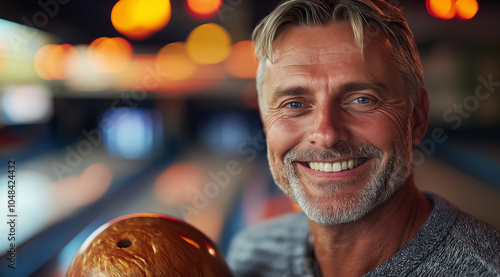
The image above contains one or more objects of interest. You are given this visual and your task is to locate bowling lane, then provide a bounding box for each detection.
[29,149,256,277]
[0,145,174,276]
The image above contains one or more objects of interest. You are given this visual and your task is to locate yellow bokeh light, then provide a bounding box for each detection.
[427,0,456,20]
[111,0,171,40]
[225,40,258,79]
[186,23,231,65]
[34,44,80,80]
[456,0,478,20]
[156,42,198,80]
[187,0,222,17]
[87,37,133,74]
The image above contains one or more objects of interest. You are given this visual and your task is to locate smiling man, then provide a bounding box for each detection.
[226,0,500,276]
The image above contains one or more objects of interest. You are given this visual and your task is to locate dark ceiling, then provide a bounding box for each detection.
[0,0,277,49]
[0,0,499,51]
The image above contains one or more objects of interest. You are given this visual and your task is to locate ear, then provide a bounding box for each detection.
[411,88,430,146]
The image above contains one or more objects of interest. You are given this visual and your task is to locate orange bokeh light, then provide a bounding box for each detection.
[225,40,258,79]
[111,0,171,40]
[87,37,133,74]
[53,163,113,208]
[34,44,80,80]
[456,0,479,20]
[427,0,478,20]
[187,0,222,17]
[186,23,232,65]
[427,0,456,20]
[156,42,198,80]
[154,162,208,206]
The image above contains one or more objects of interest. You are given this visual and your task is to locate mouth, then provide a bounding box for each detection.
[306,158,368,173]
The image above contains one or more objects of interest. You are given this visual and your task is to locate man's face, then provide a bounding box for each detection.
[260,23,419,225]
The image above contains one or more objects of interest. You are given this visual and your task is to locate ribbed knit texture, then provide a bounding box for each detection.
[227,194,500,276]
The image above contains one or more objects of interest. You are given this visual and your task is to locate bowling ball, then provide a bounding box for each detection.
[66,213,233,277]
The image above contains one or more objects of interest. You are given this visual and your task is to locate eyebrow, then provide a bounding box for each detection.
[270,87,308,105]
[270,81,389,104]
[338,81,389,95]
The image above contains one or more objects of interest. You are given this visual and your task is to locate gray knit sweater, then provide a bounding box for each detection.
[226,194,500,276]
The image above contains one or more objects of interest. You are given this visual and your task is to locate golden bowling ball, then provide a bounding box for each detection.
[66,213,233,277]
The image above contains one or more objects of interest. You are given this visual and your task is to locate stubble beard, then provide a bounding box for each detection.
[268,141,412,225]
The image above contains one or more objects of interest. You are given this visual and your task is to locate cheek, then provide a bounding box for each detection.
[351,110,410,149]
[266,118,305,161]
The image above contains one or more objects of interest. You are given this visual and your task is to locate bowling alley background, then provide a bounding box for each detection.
[0,0,499,276]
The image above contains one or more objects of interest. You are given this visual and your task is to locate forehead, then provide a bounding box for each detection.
[264,22,399,94]
[273,22,365,62]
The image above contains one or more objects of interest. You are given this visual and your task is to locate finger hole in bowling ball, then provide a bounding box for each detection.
[117,239,132,248]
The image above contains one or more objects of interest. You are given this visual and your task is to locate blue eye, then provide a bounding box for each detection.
[353,97,371,104]
[287,102,303,108]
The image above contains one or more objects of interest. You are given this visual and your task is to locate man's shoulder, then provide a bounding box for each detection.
[226,212,309,277]
[417,194,500,275]
[448,210,500,264]
[369,194,500,276]
[430,194,500,257]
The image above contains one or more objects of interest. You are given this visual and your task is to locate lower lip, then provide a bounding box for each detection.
[297,159,372,180]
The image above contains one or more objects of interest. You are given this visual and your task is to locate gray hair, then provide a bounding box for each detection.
[252,0,424,109]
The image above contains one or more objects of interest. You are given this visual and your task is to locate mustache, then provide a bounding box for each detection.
[283,144,383,165]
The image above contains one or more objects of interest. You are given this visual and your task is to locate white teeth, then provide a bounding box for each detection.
[332,162,341,172]
[341,161,348,170]
[309,159,364,173]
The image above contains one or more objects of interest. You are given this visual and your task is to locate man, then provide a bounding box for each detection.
[226,0,500,276]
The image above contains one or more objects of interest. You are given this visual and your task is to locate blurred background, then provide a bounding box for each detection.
[0,0,498,276]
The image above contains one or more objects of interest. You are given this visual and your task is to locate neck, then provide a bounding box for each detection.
[308,178,433,277]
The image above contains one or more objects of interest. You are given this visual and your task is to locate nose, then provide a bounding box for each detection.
[308,104,349,148]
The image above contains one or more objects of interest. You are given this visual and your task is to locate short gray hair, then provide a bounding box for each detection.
[252,0,424,108]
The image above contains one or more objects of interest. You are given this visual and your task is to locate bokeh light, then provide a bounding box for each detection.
[111,0,171,40]
[0,171,52,253]
[1,85,53,125]
[186,23,231,65]
[456,0,479,20]
[156,42,198,80]
[102,107,161,159]
[154,162,208,206]
[87,37,133,74]
[53,163,113,208]
[427,0,478,20]
[427,0,456,20]
[187,0,222,17]
[225,40,258,79]
[34,44,80,80]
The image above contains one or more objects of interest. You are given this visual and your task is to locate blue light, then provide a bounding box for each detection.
[199,113,250,154]
[102,108,162,159]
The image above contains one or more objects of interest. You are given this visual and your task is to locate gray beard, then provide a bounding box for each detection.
[269,142,412,225]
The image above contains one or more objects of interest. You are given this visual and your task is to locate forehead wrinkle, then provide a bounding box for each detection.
[276,43,361,67]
